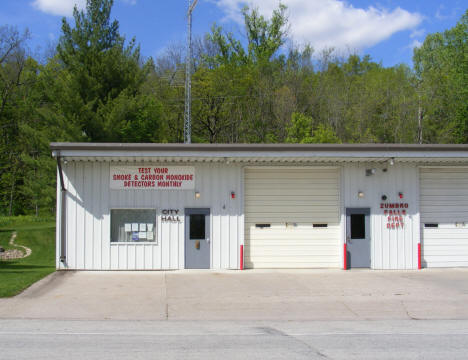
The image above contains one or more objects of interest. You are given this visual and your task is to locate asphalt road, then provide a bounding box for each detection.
[1,319,468,360]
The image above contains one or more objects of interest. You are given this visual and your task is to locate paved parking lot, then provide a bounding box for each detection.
[1,269,468,320]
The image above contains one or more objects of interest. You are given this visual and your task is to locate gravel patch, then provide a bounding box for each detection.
[0,232,32,260]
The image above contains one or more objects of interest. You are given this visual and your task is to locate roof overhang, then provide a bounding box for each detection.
[50,143,468,164]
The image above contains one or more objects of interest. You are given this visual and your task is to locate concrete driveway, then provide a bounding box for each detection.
[1,269,468,320]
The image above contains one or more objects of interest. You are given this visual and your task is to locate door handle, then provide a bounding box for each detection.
[206,237,210,243]
[347,236,351,244]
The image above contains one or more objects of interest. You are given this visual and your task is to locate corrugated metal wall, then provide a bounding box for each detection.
[420,167,468,267]
[343,163,420,269]
[244,167,341,268]
[56,160,468,271]
[58,162,242,270]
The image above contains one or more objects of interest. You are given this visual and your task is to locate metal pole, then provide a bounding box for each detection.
[184,0,198,144]
[57,155,67,264]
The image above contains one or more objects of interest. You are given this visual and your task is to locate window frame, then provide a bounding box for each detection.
[110,208,158,245]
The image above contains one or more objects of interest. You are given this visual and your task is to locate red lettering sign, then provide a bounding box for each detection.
[382,202,409,230]
[110,166,195,190]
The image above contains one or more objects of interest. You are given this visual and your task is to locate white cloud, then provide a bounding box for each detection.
[408,39,422,49]
[31,0,86,17]
[121,0,137,5]
[410,28,425,39]
[212,0,423,51]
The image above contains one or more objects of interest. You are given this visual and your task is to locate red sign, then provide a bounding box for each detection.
[381,203,408,229]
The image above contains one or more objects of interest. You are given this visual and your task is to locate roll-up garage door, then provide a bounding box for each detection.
[420,168,468,267]
[244,167,341,268]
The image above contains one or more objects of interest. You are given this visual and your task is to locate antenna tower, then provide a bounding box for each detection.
[184,0,198,144]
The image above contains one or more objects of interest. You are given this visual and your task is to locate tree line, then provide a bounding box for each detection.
[0,0,466,215]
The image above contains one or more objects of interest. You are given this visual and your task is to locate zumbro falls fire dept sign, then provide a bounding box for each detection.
[110,166,195,190]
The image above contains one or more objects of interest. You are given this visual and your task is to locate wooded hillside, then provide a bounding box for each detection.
[0,0,466,215]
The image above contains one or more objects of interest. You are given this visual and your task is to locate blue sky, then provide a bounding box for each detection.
[0,0,466,67]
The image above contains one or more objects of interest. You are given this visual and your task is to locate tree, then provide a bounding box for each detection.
[0,26,32,215]
[203,4,290,142]
[413,10,468,143]
[53,0,166,142]
[286,112,340,143]
[242,4,288,64]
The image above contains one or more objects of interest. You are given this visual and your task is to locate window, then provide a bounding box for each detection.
[111,209,156,243]
[351,214,366,239]
[189,214,206,239]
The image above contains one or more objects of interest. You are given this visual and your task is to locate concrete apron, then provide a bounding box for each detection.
[1,269,468,321]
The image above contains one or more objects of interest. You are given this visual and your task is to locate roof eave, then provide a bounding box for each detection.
[50,142,468,153]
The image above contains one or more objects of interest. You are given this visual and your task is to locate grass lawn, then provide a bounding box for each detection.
[0,217,56,298]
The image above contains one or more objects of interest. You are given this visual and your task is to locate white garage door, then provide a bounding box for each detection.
[420,167,468,267]
[244,167,341,268]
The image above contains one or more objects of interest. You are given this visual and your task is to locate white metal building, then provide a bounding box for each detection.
[51,143,468,270]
